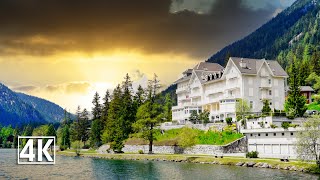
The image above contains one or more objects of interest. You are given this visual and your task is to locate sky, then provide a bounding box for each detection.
[0,0,296,112]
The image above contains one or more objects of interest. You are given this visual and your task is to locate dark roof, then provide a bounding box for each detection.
[300,86,314,92]
[230,57,288,77]
[174,76,191,84]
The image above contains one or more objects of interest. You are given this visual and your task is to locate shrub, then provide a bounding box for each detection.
[177,127,197,148]
[258,121,265,128]
[72,141,82,156]
[312,94,320,104]
[270,124,278,129]
[60,145,67,151]
[246,151,259,158]
[226,117,232,125]
[281,122,291,129]
[138,150,144,154]
[82,144,90,149]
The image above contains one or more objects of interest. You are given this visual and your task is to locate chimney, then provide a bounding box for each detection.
[239,58,247,68]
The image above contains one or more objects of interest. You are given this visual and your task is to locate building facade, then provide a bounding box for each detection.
[172,57,288,124]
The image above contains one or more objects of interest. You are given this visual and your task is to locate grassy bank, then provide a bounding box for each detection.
[308,102,320,111]
[126,127,243,146]
[57,150,319,174]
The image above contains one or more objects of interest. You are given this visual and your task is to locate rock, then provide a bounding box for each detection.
[289,166,297,171]
[242,163,247,167]
[254,162,262,167]
[261,163,270,168]
[246,162,256,167]
[236,162,244,166]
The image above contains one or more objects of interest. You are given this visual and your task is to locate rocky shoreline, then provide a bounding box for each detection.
[57,152,317,174]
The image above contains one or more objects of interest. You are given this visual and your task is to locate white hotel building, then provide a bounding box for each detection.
[172,57,288,124]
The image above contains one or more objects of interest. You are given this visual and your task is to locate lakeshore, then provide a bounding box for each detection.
[57,150,320,175]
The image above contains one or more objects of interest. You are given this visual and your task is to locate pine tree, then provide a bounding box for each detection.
[261,99,272,114]
[133,85,145,108]
[285,59,307,118]
[121,73,135,136]
[311,50,320,75]
[102,85,125,152]
[79,108,90,146]
[132,74,163,154]
[92,92,102,120]
[299,59,311,86]
[163,93,172,122]
[61,124,70,149]
[102,90,110,119]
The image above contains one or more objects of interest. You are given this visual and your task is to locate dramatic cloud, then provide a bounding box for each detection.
[0,0,295,59]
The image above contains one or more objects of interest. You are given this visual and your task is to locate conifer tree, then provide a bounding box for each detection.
[299,59,311,86]
[102,90,110,119]
[92,92,102,120]
[133,74,163,154]
[121,73,135,136]
[285,59,307,118]
[133,85,145,108]
[163,93,172,122]
[102,85,125,152]
[311,50,320,75]
[261,99,271,114]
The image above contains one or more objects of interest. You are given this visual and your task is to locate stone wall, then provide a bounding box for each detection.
[98,137,247,155]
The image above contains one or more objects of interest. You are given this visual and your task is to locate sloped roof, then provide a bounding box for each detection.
[193,62,224,71]
[300,86,314,92]
[230,57,288,77]
[174,76,191,84]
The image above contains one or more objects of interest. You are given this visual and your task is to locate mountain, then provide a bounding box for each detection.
[16,92,65,123]
[163,0,320,97]
[0,83,65,127]
[207,0,320,68]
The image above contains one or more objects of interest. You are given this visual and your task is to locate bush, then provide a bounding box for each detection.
[270,124,278,129]
[60,145,67,151]
[281,122,291,129]
[258,121,265,128]
[72,141,82,156]
[177,127,197,148]
[138,150,144,154]
[312,94,320,104]
[82,144,90,149]
[226,117,232,125]
[246,151,259,158]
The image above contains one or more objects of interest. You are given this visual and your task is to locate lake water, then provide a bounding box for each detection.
[0,149,319,180]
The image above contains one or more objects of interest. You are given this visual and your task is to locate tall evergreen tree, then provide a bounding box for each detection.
[133,85,145,108]
[71,106,90,146]
[163,93,172,122]
[61,124,71,149]
[132,74,163,154]
[311,50,320,75]
[285,59,307,118]
[92,92,102,120]
[102,90,110,119]
[121,74,135,136]
[299,59,311,86]
[102,85,125,152]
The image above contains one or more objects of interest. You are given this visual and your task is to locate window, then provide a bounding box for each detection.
[282,133,285,136]
[291,132,294,136]
[269,90,272,95]
[250,134,253,137]
[250,101,253,109]
[266,133,268,136]
[270,102,272,106]
[273,133,276,136]
[268,79,271,84]
[265,121,267,124]
[258,133,260,136]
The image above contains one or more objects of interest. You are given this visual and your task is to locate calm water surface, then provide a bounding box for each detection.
[0,149,319,180]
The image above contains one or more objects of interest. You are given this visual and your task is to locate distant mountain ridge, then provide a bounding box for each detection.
[207,0,320,67]
[0,83,65,127]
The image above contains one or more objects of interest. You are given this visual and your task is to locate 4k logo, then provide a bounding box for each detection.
[18,136,55,164]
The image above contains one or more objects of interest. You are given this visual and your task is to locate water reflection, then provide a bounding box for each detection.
[0,149,319,180]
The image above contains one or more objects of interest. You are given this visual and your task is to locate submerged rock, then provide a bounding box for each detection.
[236,162,244,166]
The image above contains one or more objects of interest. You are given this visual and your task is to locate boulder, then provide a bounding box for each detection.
[246,162,256,167]
[236,162,244,166]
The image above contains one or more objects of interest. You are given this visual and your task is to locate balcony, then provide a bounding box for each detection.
[205,88,223,95]
[260,82,272,89]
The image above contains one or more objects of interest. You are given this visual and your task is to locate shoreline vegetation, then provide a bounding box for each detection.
[57,150,320,175]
